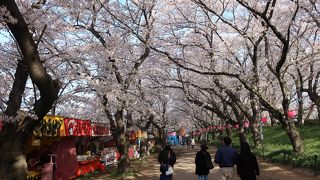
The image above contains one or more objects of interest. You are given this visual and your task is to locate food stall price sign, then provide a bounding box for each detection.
[104,153,116,165]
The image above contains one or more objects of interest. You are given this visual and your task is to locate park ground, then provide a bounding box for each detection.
[76,145,320,180]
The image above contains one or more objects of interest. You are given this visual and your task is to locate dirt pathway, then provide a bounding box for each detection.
[87,145,320,180]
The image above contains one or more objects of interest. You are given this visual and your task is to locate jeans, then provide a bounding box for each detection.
[198,175,208,180]
[160,174,173,180]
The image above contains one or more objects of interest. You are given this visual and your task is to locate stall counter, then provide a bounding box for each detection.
[76,158,100,177]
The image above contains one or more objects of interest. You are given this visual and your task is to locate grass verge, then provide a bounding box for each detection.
[210,121,320,172]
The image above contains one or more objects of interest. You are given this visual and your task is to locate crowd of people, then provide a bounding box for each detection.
[158,136,260,180]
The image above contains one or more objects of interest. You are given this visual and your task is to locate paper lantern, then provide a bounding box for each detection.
[261,117,268,123]
[244,121,249,128]
[287,110,297,119]
[136,130,141,138]
[179,127,186,136]
[130,130,136,140]
[141,131,147,139]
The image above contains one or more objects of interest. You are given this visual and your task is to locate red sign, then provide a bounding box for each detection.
[64,118,91,136]
[92,124,110,136]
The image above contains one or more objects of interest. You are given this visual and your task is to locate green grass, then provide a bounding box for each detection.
[210,121,320,171]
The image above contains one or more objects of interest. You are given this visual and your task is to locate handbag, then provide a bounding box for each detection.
[165,166,174,175]
[160,163,169,173]
[160,149,173,174]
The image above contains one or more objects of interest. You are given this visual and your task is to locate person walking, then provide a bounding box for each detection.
[158,143,176,180]
[195,144,213,180]
[191,138,195,149]
[147,140,153,156]
[214,136,237,180]
[236,141,260,180]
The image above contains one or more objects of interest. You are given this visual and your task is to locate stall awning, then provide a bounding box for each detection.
[91,123,110,136]
[33,115,66,137]
[64,118,92,136]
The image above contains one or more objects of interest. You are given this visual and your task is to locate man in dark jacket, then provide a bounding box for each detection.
[158,143,176,180]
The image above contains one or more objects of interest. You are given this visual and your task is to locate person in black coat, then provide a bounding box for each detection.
[236,141,260,180]
[195,144,212,180]
[158,144,176,180]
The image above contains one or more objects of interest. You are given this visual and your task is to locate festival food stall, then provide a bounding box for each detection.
[26,115,66,180]
[63,118,97,178]
[26,115,112,180]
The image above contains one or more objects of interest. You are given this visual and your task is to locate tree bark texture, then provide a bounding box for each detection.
[250,121,262,148]
[280,119,304,153]
[237,124,247,144]
[4,60,28,117]
[114,109,130,173]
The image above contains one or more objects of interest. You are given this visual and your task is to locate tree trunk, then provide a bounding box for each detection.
[270,113,278,126]
[317,106,320,122]
[225,125,230,137]
[281,119,304,153]
[238,125,247,144]
[4,60,28,117]
[250,120,262,148]
[0,1,61,179]
[0,60,29,179]
[0,124,27,180]
[295,73,304,127]
[114,109,130,173]
[139,114,153,158]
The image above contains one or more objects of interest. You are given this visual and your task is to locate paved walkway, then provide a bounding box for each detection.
[82,145,320,180]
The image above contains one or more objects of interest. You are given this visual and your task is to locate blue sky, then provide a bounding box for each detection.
[0,30,11,43]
